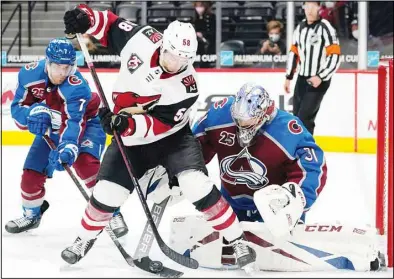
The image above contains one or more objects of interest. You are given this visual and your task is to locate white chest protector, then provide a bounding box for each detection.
[113,26,200,146]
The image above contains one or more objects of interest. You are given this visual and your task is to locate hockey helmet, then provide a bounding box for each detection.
[160,20,198,73]
[231,82,276,147]
[45,38,77,83]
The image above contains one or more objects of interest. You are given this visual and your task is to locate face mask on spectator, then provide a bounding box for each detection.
[196,7,205,15]
[352,29,359,40]
[269,34,281,43]
[324,1,335,9]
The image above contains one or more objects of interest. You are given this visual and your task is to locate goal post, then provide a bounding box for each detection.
[376,58,393,267]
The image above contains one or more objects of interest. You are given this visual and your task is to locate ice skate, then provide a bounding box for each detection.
[5,200,49,234]
[61,236,97,264]
[109,211,129,238]
[231,236,258,275]
[370,251,387,271]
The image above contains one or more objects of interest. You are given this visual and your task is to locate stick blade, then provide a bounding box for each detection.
[134,257,183,278]
[159,243,199,269]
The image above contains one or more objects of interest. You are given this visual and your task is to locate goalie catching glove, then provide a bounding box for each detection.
[98,107,136,136]
[254,182,306,238]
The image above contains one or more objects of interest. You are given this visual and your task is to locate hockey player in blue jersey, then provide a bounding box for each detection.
[166,82,384,271]
[192,82,327,228]
[5,38,128,238]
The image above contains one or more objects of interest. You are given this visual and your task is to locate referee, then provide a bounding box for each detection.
[284,1,341,135]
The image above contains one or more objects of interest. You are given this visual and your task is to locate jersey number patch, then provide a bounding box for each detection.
[219,131,235,146]
[25,62,38,70]
[118,21,136,32]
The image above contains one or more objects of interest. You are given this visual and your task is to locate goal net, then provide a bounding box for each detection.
[376,58,393,267]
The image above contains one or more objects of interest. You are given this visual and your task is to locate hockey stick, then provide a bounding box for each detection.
[132,166,183,277]
[133,197,183,277]
[75,33,198,270]
[42,135,134,267]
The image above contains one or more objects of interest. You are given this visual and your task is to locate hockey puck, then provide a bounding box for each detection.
[149,260,164,273]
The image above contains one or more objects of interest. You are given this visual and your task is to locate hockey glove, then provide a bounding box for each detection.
[26,103,52,136]
[64,6,91,35]
[98,107,135,136]
[48,141,79,171]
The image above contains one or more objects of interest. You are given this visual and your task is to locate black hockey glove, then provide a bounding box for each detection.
[98,107,132,136]
[64,8,91,36]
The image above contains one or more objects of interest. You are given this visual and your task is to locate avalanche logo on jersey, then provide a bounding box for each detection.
[220,148,269,190]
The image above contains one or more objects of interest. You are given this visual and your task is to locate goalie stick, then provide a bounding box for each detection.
[74,33,198,270]
[42,135,134,266]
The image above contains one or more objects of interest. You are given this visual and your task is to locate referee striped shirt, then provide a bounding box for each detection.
[286,18,341,81]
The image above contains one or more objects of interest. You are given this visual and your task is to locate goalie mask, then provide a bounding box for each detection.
[231,83,275,147]
[160,20,198,73]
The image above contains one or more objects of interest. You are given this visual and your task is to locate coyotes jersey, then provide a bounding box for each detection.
[192,97,328,216]
[80,4,199,146]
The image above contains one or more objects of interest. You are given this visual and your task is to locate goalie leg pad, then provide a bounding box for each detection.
[21,169,46,208]
[170,215,225,269]
[241,221,382,272]
[169,217,382,272]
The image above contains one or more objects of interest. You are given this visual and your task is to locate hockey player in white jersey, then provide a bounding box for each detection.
[61,4,257,273]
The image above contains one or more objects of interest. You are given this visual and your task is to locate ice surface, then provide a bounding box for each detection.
[1,147,392,277]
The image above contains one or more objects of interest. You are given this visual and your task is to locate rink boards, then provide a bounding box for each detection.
[1,68,379,153]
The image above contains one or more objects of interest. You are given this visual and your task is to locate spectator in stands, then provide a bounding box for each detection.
[350,19,359,41]
[256,20,286,56]
[193,1,216,65]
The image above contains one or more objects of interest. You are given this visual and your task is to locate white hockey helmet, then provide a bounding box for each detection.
[160,20,198,73]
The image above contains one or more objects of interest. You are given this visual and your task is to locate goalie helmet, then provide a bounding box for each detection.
[231,82,276,147]
[160,20,198,73]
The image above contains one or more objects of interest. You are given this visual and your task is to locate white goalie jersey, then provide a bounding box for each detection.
[80,4,200,146]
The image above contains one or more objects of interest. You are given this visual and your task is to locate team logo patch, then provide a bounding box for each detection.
[309,32,320,45]
[68,75,83,86]
[213,97,228,109]
[181,75,198,93]
[127,53,143,74]
[220,148,269,190]
[81,139,93,149]
[288,119,303,134]
[142,27,163,43]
